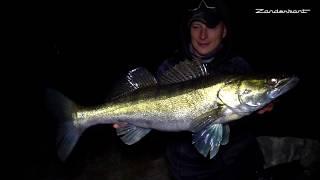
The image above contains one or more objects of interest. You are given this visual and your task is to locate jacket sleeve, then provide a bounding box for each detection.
[229,56,253,74]
[215,56,253,75]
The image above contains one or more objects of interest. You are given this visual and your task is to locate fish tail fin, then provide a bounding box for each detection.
[46,88,82,161]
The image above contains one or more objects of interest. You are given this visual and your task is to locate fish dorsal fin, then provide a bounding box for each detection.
[158,59,209,85]
[111,67,157,99]
[191,108,230,159]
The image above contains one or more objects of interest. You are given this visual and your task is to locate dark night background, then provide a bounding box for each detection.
[8,0,317,179]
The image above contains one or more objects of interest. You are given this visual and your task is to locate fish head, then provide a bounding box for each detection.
[237,74,299,111]
[218,74,299,113]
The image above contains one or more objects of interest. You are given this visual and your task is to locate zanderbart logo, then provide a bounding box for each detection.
[255,8,311,14]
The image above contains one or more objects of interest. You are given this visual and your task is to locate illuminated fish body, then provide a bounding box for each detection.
[46,60,299,161]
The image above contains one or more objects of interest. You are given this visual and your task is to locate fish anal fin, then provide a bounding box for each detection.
[116,124,151,145]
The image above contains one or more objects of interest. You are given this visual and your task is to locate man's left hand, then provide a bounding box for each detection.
[257,103,274,114]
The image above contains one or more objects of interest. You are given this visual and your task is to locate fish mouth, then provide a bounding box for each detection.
[268,76,299,99]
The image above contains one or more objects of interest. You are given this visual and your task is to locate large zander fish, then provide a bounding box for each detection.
[46,60,299,161]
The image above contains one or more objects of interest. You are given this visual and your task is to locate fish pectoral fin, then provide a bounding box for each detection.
[190,108,230,159]
[192,123,230,159]
[221,124,230,146]
[116,124,151,145]
[190,107,222,132]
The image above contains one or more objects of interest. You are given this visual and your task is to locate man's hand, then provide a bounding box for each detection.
[257,103,274,114]
[113,122,128,129]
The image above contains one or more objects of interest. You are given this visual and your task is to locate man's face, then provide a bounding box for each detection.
[190,21,227,56]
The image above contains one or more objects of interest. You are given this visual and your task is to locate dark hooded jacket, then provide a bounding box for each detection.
[156,1,264,179]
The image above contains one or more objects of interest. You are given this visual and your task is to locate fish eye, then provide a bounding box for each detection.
[242,89,252,95]
[267,78,278,86]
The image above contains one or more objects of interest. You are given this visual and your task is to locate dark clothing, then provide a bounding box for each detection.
[166,133,263,180]
[156,49,264,180]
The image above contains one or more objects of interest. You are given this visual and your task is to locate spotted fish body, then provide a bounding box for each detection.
[75,77,224,132]
[47,60,299,161]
